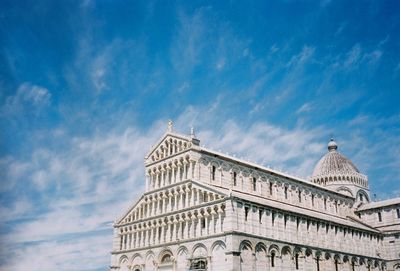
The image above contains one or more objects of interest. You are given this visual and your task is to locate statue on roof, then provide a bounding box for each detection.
[167,120,173,132]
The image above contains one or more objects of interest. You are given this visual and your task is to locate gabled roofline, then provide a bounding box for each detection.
[145,132,193,159]
[115,179,229,225]
[115,194,145,225]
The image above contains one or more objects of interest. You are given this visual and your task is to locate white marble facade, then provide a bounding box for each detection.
[110,123,400,271]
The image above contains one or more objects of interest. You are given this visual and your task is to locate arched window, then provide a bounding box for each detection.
[252,177,257,191]
[161,254,172,263]
[233,171,237,186]
[211,165,216,181]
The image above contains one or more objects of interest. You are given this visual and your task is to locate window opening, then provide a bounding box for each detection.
[271,251,275,267]
[335,259,339,271]
[211,166,216,181]
[295,253,299,270]
[190,259,207,271]
[311,194,315,206]
[397,208,400,219]
[252,177,257,191]
[245,206,249,221]
[298,190,302,203]
[259,209,263,224]
[284,186,288,199]
[272,211,275,226]
[233,171,237,186]
[201,218,205,229]
[378,212,382,222]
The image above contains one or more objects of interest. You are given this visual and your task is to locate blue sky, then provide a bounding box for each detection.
[1,0,399,270]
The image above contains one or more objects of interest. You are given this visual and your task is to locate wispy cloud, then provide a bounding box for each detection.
[0,123,164,270]
[1,83,51,115]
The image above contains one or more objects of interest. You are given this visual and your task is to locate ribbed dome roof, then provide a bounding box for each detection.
[312,139,360,177]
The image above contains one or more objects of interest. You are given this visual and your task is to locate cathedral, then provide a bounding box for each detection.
[110,122,400,271]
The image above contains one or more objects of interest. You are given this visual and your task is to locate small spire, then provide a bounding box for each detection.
[190,126,195,138]
[328,138,338,151]
[167,120,173,132]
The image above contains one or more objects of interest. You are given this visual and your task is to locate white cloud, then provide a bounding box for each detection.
[170,8,208,75]
[1,105,398,271]
[287,46,315,68]
[296,102,312,114]
[1,83,51,115]
[344,44,362,69]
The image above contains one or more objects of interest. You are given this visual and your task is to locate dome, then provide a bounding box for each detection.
[310,138,369,199]
[312,139,360,177]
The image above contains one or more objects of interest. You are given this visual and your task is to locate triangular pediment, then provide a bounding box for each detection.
[116,180,227,226]
[145,132,199,164]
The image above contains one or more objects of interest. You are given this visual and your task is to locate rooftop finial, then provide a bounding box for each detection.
[328,138,338,151]
[167,120,173,132]
[190,126,195,138]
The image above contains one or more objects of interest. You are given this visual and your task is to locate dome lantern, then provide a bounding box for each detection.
[328,138,338,152]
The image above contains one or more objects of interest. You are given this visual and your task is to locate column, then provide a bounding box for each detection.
[121,234,126,250]
[191,216,196,238]
[161,222,166,243]
[204,213,209,235]
[210,209,216,234]
[197,213,202,237]
[174,191,179,210]
[166,167,170,185]
[177,163,181,182]
[191,188,195,206]
[197,189,201,204]
[183,161,188,180]
[218,206,224,233]
[153,198,157,215]
[168,192,173,212]
[185,188,190,208]
[163,194,168,213]
[172,166,176,184]
[167,221,172,242]
[189,160,194,179]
